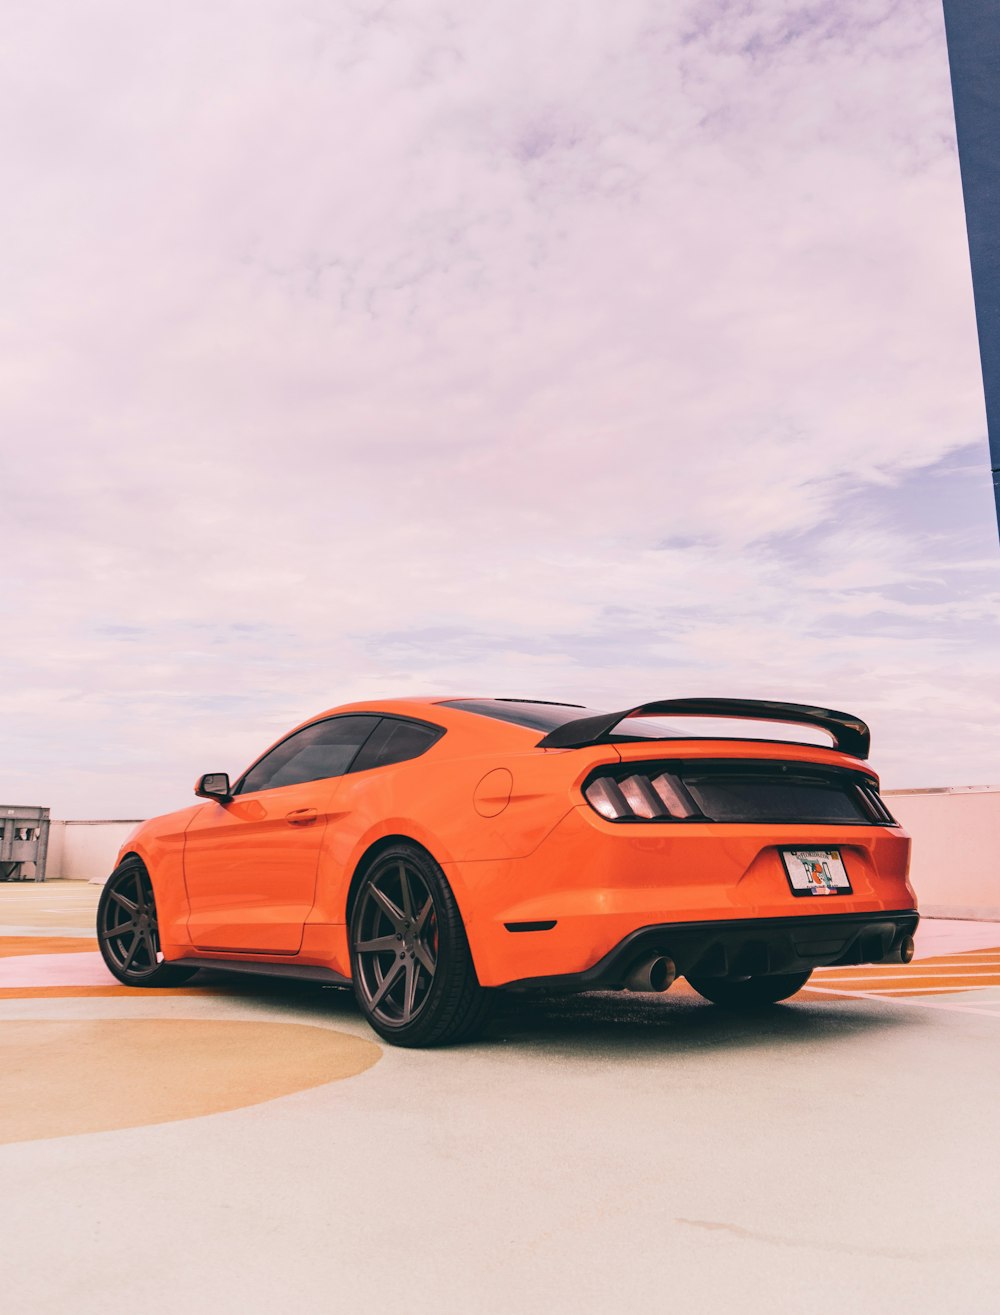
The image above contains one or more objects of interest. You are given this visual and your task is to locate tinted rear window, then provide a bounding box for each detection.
[440,699,595,732]
[439,701,838,747]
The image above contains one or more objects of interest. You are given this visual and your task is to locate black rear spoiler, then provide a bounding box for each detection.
[536,698,871,760]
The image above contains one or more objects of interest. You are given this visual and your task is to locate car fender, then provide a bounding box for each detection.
[110,807,201,957]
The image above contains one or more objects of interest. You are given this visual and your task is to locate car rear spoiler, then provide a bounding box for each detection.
[535,698,871,760]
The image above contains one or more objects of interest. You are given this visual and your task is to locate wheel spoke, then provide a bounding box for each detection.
[121,931,142,972]
[398,862,413,919]
[369,957,405,1010]
[110,890,138,915]
[369,884,405,929]
[401,960,420,1022]
[107,918,137,940]
[143,928,159,965]
[356,934,400,954]
[413,940,436,975]
[413,896,433,935]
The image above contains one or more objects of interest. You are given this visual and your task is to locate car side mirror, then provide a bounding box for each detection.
[195,772,232,802]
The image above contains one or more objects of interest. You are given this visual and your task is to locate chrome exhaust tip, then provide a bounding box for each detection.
[625,955,677,993]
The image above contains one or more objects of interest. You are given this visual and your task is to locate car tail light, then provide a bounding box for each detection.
[581,762,898,825]
[584,771,698,821]
[583,777,631,820]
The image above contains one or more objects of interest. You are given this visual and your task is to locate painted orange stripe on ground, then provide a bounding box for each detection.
[805,945,1000,999]
[819,969,1000,980]
[0,937,99,957]
[909,963,1000,970]
[0,985,217,999]
[910,957,1000,967]
[813,978,997,987]
[902,952,1000,961]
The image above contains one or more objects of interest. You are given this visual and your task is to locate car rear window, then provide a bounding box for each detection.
[440,701,837,748]
[440,699,595,732]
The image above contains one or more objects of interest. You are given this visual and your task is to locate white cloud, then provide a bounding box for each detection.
[2,0,997,816]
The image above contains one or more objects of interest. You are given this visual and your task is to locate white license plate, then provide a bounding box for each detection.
[781,849,852,897]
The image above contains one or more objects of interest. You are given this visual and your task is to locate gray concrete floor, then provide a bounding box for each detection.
[2,884,999,1314]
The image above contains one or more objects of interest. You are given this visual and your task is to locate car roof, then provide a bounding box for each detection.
[290,696,864,765]
[304,696,580,737]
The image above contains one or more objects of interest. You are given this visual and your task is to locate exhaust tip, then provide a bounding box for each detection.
[625,955,677,993]
[882,934,915,964]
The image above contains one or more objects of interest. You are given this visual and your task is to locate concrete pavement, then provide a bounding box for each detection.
[2,883,999,1314]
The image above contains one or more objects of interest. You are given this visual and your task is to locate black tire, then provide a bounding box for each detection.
[686,969,813,1008]
[97,857,198,987]
[349,843,490,1047]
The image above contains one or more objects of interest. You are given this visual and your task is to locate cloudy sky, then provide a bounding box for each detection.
[4,0,999,818]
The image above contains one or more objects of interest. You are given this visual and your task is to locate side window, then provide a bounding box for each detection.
[235,716,380,794]
[349,718,444,773]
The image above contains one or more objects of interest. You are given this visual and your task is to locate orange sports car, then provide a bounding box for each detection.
[97,696,918,1046]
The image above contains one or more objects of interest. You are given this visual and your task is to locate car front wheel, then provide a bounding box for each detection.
[349,844,490,1047]
[686,969,812,1007]
[97,857,197,987]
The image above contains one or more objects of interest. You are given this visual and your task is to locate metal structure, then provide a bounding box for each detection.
[942,1,1000,542]
[0,805,51,882]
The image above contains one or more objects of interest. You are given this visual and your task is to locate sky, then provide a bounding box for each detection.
[3,0,999,818]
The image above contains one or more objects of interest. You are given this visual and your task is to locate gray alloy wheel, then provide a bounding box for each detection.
[349,843,490,1047]
[686,969,813,1008]
[97,857,197,987]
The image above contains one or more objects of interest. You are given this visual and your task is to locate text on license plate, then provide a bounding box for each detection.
[781,849,852,897]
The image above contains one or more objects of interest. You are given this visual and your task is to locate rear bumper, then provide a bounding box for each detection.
[502,909,920,993]
[450,805,914,986]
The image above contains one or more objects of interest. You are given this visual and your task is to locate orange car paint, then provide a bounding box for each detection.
[117,697,914,988]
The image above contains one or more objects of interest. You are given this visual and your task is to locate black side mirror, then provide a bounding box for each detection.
[195,772,232,802]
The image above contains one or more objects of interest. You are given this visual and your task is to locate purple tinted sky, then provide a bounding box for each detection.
[3,0,998,817]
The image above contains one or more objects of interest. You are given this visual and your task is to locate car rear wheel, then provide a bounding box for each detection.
[686,969,812,1007]
[97,857,197,987]
[349,844,490,1047]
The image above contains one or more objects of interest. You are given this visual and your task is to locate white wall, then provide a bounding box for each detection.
[49,789,1000,918]
[47,820,143,883]
[884,787,1000,920]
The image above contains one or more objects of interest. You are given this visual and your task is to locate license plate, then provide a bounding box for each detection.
[781,849,852,897]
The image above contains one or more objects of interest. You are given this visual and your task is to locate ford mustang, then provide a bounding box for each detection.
[97,696,917,1045]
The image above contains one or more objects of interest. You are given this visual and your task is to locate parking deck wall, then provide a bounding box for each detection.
[884,786,1000,920]
[46,820,143,883]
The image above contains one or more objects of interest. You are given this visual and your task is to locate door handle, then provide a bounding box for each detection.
[286,808,318,826]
